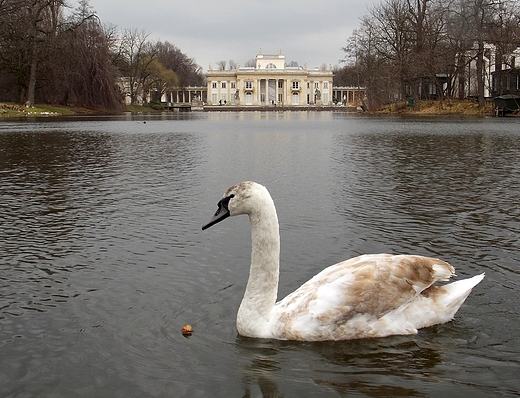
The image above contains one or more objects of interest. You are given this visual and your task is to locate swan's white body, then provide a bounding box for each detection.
[203,181,484,341]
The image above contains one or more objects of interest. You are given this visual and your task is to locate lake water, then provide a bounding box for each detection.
[1,112,519,397]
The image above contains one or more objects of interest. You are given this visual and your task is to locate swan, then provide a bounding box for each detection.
[202,181,485,341]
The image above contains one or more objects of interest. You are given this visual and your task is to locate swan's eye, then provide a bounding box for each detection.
[218,194,235,212]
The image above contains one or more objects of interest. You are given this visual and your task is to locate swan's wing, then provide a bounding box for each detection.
[272,254,455,340]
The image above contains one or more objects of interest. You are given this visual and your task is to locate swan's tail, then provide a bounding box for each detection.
[397,273,485,331]
[437,273,485,315]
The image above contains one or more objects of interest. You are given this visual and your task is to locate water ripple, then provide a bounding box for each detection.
[0,127,204,323]
[1,115,519,397]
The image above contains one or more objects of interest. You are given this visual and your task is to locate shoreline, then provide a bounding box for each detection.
[0,100,513,118]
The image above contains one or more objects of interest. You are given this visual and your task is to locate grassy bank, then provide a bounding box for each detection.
[377,99,496,116]
[0,103,102,117]
[0,102,166,118]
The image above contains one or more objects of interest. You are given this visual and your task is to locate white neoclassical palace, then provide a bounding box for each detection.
[206,51,334,107]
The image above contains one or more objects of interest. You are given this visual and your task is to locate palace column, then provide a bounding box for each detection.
[255,78,259,105]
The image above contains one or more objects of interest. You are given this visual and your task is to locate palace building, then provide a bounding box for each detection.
[206,50,334,107]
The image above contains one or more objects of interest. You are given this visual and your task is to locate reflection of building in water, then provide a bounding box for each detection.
[206,50,335,107]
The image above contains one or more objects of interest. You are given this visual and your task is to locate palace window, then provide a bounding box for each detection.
[278,80,283,89]
[212,82,217,89]
[265,63,277,69]
[292,81,299,90]
[231,82,236,89]
[222,82,226,89]
[245,81,253,90]
[323,82,328,89]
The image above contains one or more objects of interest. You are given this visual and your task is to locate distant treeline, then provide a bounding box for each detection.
[334,0,520,110]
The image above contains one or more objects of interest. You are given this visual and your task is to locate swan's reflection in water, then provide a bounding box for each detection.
[236,331,444,397]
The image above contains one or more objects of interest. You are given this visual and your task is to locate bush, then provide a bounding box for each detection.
[149,102,165,110]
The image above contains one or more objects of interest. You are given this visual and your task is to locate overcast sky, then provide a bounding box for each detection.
[85,0,377,71]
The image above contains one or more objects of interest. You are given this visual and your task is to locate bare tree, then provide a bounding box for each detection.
[115,28,156,105]
[454,0,516,107]
[473,0,489,107]
[0,0,67,106]
[244,58,256,67]
[481,0,520,95]
[342,23,392,109]
[216,60,227,70]
[367,0,415,99]
[29,1,67,106]
[144,57,179,103]
[342,0,520,109]
[48,0,123,110]
[445,0,477,99]
[155,41,205,87]
[0,0,202,109]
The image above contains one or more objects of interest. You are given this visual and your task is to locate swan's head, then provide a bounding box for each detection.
[202,181,271,230]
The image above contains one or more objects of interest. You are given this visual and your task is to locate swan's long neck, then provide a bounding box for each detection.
[237,196,280,336]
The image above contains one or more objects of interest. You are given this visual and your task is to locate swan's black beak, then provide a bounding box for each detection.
[202,195,234,230]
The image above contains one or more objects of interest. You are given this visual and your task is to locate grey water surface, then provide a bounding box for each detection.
[1,112,519,397]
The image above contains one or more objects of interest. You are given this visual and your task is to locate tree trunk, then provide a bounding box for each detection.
[457,55,465,100]
[476,39,486,108]
[26,51,38,107]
